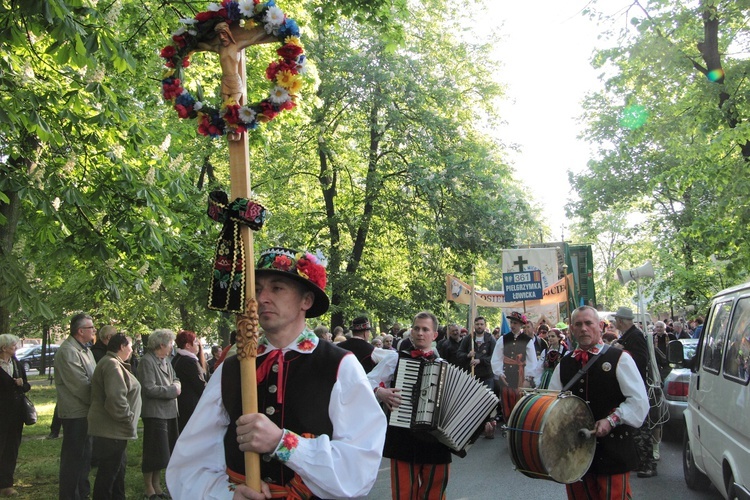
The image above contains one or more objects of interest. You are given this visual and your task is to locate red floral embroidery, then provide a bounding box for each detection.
[257,345,267,355]
[282,432,299,450]
[243,202,263,221]
[297,339,314,352]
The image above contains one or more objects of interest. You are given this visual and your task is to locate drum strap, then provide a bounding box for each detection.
[561,344,610,392]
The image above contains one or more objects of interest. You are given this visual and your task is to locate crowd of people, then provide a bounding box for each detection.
[0,243,701,499]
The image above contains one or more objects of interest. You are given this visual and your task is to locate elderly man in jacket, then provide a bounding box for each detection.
[55,312,98,500]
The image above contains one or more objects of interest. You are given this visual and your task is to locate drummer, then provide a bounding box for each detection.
[548,306,648,500]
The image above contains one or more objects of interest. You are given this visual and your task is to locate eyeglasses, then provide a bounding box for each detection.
[81,326,96,331]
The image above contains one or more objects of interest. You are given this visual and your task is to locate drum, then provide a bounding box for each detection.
[506,392,596,484]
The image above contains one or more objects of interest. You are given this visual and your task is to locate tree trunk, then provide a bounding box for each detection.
[0,132,41,334]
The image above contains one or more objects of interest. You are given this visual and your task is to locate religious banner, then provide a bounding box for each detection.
[446,274,571,309]
[446,275,506,307]
[501,248,559,289]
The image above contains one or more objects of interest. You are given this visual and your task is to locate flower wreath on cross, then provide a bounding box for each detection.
[160,0,307,138]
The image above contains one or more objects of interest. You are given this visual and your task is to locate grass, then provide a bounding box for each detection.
[13,376,162,499]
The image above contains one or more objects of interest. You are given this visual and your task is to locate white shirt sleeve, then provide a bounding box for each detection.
[281,354,386,498]
[166,363,234,500]
[613,351,649,427]
[524,339,537,382]
[546,351,649,427]
[534,349,548,381]
[367,348,399,389]
[166,355,387,500]
[491,336,505,377]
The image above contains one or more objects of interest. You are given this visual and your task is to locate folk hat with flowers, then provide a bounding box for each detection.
[506,311,528,325]
[256,247,329,318]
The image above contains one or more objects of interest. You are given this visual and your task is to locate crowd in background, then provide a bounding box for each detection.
[0,307,706,498]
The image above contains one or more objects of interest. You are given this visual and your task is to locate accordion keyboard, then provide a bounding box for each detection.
[389,358,421,428]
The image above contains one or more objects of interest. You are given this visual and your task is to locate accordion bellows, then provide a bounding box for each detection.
[390,358,499,453]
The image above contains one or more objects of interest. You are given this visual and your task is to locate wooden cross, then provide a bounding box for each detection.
[513,255,528,273]
[195,21,278,493]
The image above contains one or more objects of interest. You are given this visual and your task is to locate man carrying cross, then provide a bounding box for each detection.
[166,247,386,499]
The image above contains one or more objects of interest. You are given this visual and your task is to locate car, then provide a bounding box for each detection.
[16,344,59,372]
[663,338,698,426]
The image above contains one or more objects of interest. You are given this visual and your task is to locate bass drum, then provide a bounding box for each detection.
[506,392,595,484]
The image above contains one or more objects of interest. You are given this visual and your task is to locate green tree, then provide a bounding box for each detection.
[571,0,750,313]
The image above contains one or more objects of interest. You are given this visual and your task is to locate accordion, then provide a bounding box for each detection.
[389,357,499,453]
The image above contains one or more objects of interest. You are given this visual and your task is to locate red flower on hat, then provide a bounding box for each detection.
[296,253,326,290]
[273,255,293,271]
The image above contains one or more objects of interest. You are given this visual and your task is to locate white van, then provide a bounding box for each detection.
[668,281,750,499]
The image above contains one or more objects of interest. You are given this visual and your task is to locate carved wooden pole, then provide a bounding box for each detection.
[227,51,261,492]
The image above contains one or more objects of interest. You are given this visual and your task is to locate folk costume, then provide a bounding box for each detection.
[337,317,377,373]
[456,332,496,389]
[368,349,452,500]
[537,344,568,389]
[491,314,537,422]
[167,330,386,498]
[166,247,386,499]
[549,344,648,500]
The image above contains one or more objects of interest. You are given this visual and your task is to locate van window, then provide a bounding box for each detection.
[702,300,733,374]
[723,296,750,384]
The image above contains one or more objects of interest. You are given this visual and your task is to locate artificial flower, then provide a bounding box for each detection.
[159,0,307,138]
[269,85,290,104]
[265,6,285,27]
[238,0,254,17]
[238,106,256,123]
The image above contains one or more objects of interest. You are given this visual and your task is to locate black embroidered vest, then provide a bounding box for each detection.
[502,332,531,387]
[335,338,376,373]
[221,341,347,485]
[559,347,639,474]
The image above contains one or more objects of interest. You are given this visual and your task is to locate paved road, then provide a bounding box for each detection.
[365,426,724,498]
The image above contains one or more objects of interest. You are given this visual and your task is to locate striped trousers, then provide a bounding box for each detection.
[565,472,632,500]
[390,459,450,500]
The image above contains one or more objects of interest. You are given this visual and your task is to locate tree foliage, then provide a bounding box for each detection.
[1,0,539,339]
[570,0,750,316]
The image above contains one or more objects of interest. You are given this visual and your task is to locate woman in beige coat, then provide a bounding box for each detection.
[88,334,142,499]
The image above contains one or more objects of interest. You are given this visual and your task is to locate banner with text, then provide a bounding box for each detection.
[502,248,559,290]
[446,274,571,309]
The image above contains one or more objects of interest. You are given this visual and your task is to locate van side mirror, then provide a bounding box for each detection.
[667,339,695,370]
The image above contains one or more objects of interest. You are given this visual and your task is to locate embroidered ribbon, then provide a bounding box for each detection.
[257,350,284,405]
[206,190,269,313]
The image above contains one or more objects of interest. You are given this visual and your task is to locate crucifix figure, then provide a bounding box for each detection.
[196,22,277,141]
